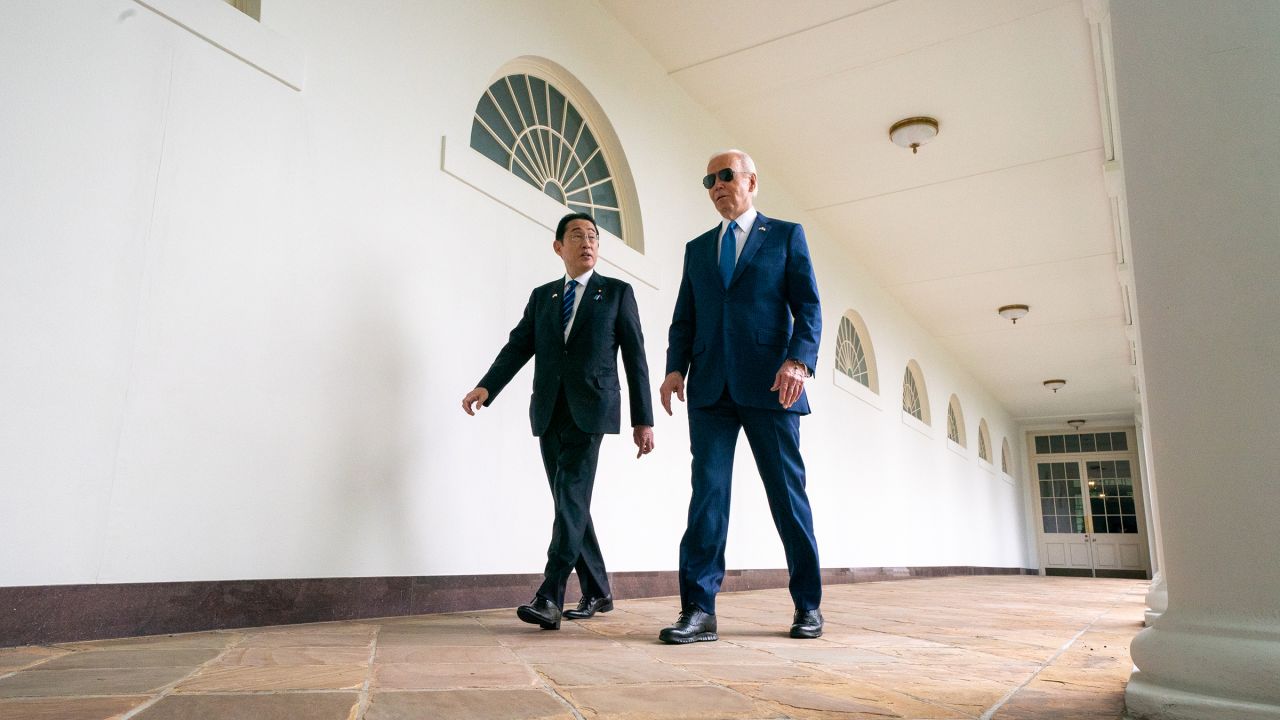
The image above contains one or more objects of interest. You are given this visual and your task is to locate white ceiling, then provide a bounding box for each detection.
[602,0,1137,424]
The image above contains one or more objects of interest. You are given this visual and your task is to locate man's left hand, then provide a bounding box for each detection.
[770,360,807,409]
[633,426,655,459]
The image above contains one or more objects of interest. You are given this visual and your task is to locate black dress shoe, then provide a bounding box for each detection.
[658,605,717,644]
[790,607,823,639]
[564,595,614,619]
[516,596,561,630]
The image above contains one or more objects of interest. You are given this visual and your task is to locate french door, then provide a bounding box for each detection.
[1035,455,1147,578]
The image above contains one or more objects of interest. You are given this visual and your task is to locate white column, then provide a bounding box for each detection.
[1108,2,1280,718]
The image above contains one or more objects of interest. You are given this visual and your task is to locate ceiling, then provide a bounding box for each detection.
[602,0,1137,425]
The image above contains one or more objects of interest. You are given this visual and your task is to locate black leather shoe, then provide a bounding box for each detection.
[516,596,561,630]
[658,605,717,644]
[564,595,614,619]
[790,608,823,639]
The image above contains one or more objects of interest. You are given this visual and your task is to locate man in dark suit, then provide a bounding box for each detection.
[462,212,655,631]
[658,150,824,643]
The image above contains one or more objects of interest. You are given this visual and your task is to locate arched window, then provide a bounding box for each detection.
[834,310,878,393]
[978,419,992,462]
[946,395,967,447]
[1002,437,1013,476]
[469,60,642,251]
[902,360,930,425]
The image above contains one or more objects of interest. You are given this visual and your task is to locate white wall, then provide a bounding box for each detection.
[0,0,1028,587]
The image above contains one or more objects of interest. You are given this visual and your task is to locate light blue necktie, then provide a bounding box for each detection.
[561,279,577,332]
[719,220,739,288]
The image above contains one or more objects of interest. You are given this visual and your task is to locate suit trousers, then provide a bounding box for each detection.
[536,388,608,608]
[679,389,822,615]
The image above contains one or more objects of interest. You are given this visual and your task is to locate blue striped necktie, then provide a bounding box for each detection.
[719,220,739,287]
[561,279,577,332]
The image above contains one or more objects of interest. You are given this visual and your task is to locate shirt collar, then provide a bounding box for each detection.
[564,268,594,287]
[721,208,757,236]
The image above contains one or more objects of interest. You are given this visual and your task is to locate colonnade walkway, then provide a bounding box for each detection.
[0,575,1147,719]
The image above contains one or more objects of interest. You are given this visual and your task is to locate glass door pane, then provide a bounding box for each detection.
[1037,461,1084,533]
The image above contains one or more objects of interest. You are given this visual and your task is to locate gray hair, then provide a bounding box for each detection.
[708,149,758,195]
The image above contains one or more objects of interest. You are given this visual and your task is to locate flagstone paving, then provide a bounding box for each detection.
[0,575,1146,719]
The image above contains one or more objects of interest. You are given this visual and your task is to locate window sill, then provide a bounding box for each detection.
[901,412,931,438]
[833,371,880,409]
[441,135,657,289]
[135,0,305,90]
[946,439,968,458]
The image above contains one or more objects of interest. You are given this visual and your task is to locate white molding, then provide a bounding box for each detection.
[833,370,880,410]
[441,135,658,289]
[134,0,305,90]
[946,438,967,458]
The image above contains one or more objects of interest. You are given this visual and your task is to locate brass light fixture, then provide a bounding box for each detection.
[998,304,1030,324]
[1067,418,1086,430]
[889,116,939,154]
[1043,379,1067,393]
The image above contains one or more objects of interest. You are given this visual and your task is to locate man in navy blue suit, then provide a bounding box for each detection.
[463,213,655,631]
[659,150,824,643]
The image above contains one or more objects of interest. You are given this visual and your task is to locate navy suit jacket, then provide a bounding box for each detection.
[665,212,821,413]
[478,272,654,436]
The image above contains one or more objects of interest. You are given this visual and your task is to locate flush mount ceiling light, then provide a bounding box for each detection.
[889,116,939,154]
[1067,419,1086,430]
[1043,379,1067,393]
[998,304,1030,324]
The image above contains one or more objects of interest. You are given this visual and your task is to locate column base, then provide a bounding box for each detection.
[1127,673,1280,720]
[1144,572,1167,626]
[1127,621,1280,719]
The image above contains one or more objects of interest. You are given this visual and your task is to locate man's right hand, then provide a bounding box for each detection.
[462,387,489,416]
[659,371,686,416]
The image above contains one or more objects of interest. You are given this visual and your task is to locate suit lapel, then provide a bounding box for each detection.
[547,278,567,346]
[730,212,770,287]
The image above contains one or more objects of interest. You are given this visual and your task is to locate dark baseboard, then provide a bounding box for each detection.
[1,565,1037,648]
[1045,567,1149,580]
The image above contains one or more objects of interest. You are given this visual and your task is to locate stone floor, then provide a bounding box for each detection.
[0,575,1147,719]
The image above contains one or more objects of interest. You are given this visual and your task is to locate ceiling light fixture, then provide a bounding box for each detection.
[1067,419,1086,430]
[1043,379,1067,393]
[889,116,939,154]
[997,304,1030,324]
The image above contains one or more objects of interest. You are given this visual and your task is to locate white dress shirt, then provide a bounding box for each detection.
[717,208,758,264]
[562,268,594,340]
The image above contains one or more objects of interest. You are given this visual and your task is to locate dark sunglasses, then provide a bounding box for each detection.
[702,167,752,189]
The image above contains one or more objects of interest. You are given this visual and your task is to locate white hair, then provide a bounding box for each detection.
[708,149,756,174]
[708,149,758,195]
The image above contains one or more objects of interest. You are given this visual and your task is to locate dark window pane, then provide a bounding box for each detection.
[1065,435,1081,453]
[1036,436,1050,454]
[1120,497,1136,514]
[1039,480,1053,497]
[1072,516,1086,533]
[1066,463,1080,479]
[1067,480,1081,496]
[1118,480,1134,497]
[577,128,600,166]
[546,86,567,134]
[1081,434,1096,452]
[1043,516,1058,533]
[1088,462,1102,479]
[1117,460,1132,478]
[1091,498,1106,515]
[1039,464,1052,480]
[592,180,618,210]
[1051,464,1065,480]
[1055,499,1070,515]
[1100,461,1115,478]
[1050,435,1066,453]
[1122,515,1138,533]
[1054,480,1067,496]
[1042,499,1055,515]
[509,75,535,129]
[1071,498,1084,514]
[595,209,622,239]
[1095,433,1112,451]
[526,76,548,125]
[1112,432,1128,450]
[1096,516,1112,533]
[470,118,508,168]
[1107,497,1121,514]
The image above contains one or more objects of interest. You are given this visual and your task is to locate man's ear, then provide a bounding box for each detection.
[552,240,563,255]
